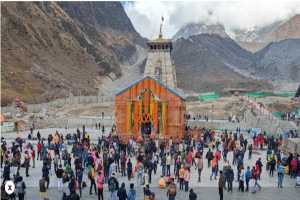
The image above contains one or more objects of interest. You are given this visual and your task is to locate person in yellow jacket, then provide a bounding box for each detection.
[179,165,185,190]
[88,165,97,195]
[159,175,166,189]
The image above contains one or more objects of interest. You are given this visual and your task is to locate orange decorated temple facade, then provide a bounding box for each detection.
[115,76,186,142]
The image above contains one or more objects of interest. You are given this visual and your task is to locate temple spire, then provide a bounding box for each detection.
[159,16,164,39]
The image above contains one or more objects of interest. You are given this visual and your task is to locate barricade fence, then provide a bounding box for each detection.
[1,95,115,115]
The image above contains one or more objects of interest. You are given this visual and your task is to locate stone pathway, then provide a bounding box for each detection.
[2,130,300,199]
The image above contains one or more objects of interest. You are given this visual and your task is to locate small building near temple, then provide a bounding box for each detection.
[115,18,186,143]
[115,76,186,142]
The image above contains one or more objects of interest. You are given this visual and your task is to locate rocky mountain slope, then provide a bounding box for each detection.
[1,2,145,105]
[172,34,300,93]
[234,20,283,43]
[172,34,271,93]
[252,39,300,82]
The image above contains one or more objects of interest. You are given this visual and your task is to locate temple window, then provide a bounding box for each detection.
[155,67,162,80]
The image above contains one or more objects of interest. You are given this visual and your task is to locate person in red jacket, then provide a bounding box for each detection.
[37,142,42,160]
[186,151,193,166]
[290,157,298,178]
[253,165,261,191]
[97,171,104,200]
[31,148,35,168]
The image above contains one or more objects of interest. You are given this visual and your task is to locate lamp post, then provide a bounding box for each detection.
[211,104,214,122]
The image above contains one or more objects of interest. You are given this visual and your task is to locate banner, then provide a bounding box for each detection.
[126,101,132,134]
[162,101,168,135]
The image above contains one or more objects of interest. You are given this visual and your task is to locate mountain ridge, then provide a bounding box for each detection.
[1,2,146,106]
[172,34,299,93]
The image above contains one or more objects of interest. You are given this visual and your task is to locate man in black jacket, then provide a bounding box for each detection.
[56,164,64,190]
[189,188,197,200]
[227,166,234,192]
[206,149,213,168]
[2,161,10,184]
[127,159,133,181]
[117,182,127,200]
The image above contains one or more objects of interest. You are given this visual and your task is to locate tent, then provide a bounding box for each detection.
[273,91,295,97]
[244,91,273,98]
[245,91,296,98]
[198,92,220,102]
[272,112,283,119]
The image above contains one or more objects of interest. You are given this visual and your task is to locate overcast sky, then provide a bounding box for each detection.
[124,0,300,39]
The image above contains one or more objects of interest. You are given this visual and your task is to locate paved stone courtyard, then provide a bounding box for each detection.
[2,128,300,199]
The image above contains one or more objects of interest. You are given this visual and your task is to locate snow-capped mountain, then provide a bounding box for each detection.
[172,22,229,41]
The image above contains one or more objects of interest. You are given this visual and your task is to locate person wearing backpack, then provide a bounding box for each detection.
[167,178,177,200]
[56,164,64,191]
[108,172,119,200]
[128,183,136,200]
[89,165,97,195]
[15,176,26,200]
[277,161,285,188]
[245,166,251,192]
[97,171,104,200]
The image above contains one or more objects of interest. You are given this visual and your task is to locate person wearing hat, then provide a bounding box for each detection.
[189,188,197,200]
[144,184,153,200]
[218,170,225,200]
[108,172,119,200]
[167,178,177,200]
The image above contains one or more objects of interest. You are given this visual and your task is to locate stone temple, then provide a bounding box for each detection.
[143,18,177,88]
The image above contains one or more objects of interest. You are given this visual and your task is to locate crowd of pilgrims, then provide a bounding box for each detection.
[1,125,300,200]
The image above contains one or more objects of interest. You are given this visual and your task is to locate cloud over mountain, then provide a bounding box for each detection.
[124,0,300,39]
